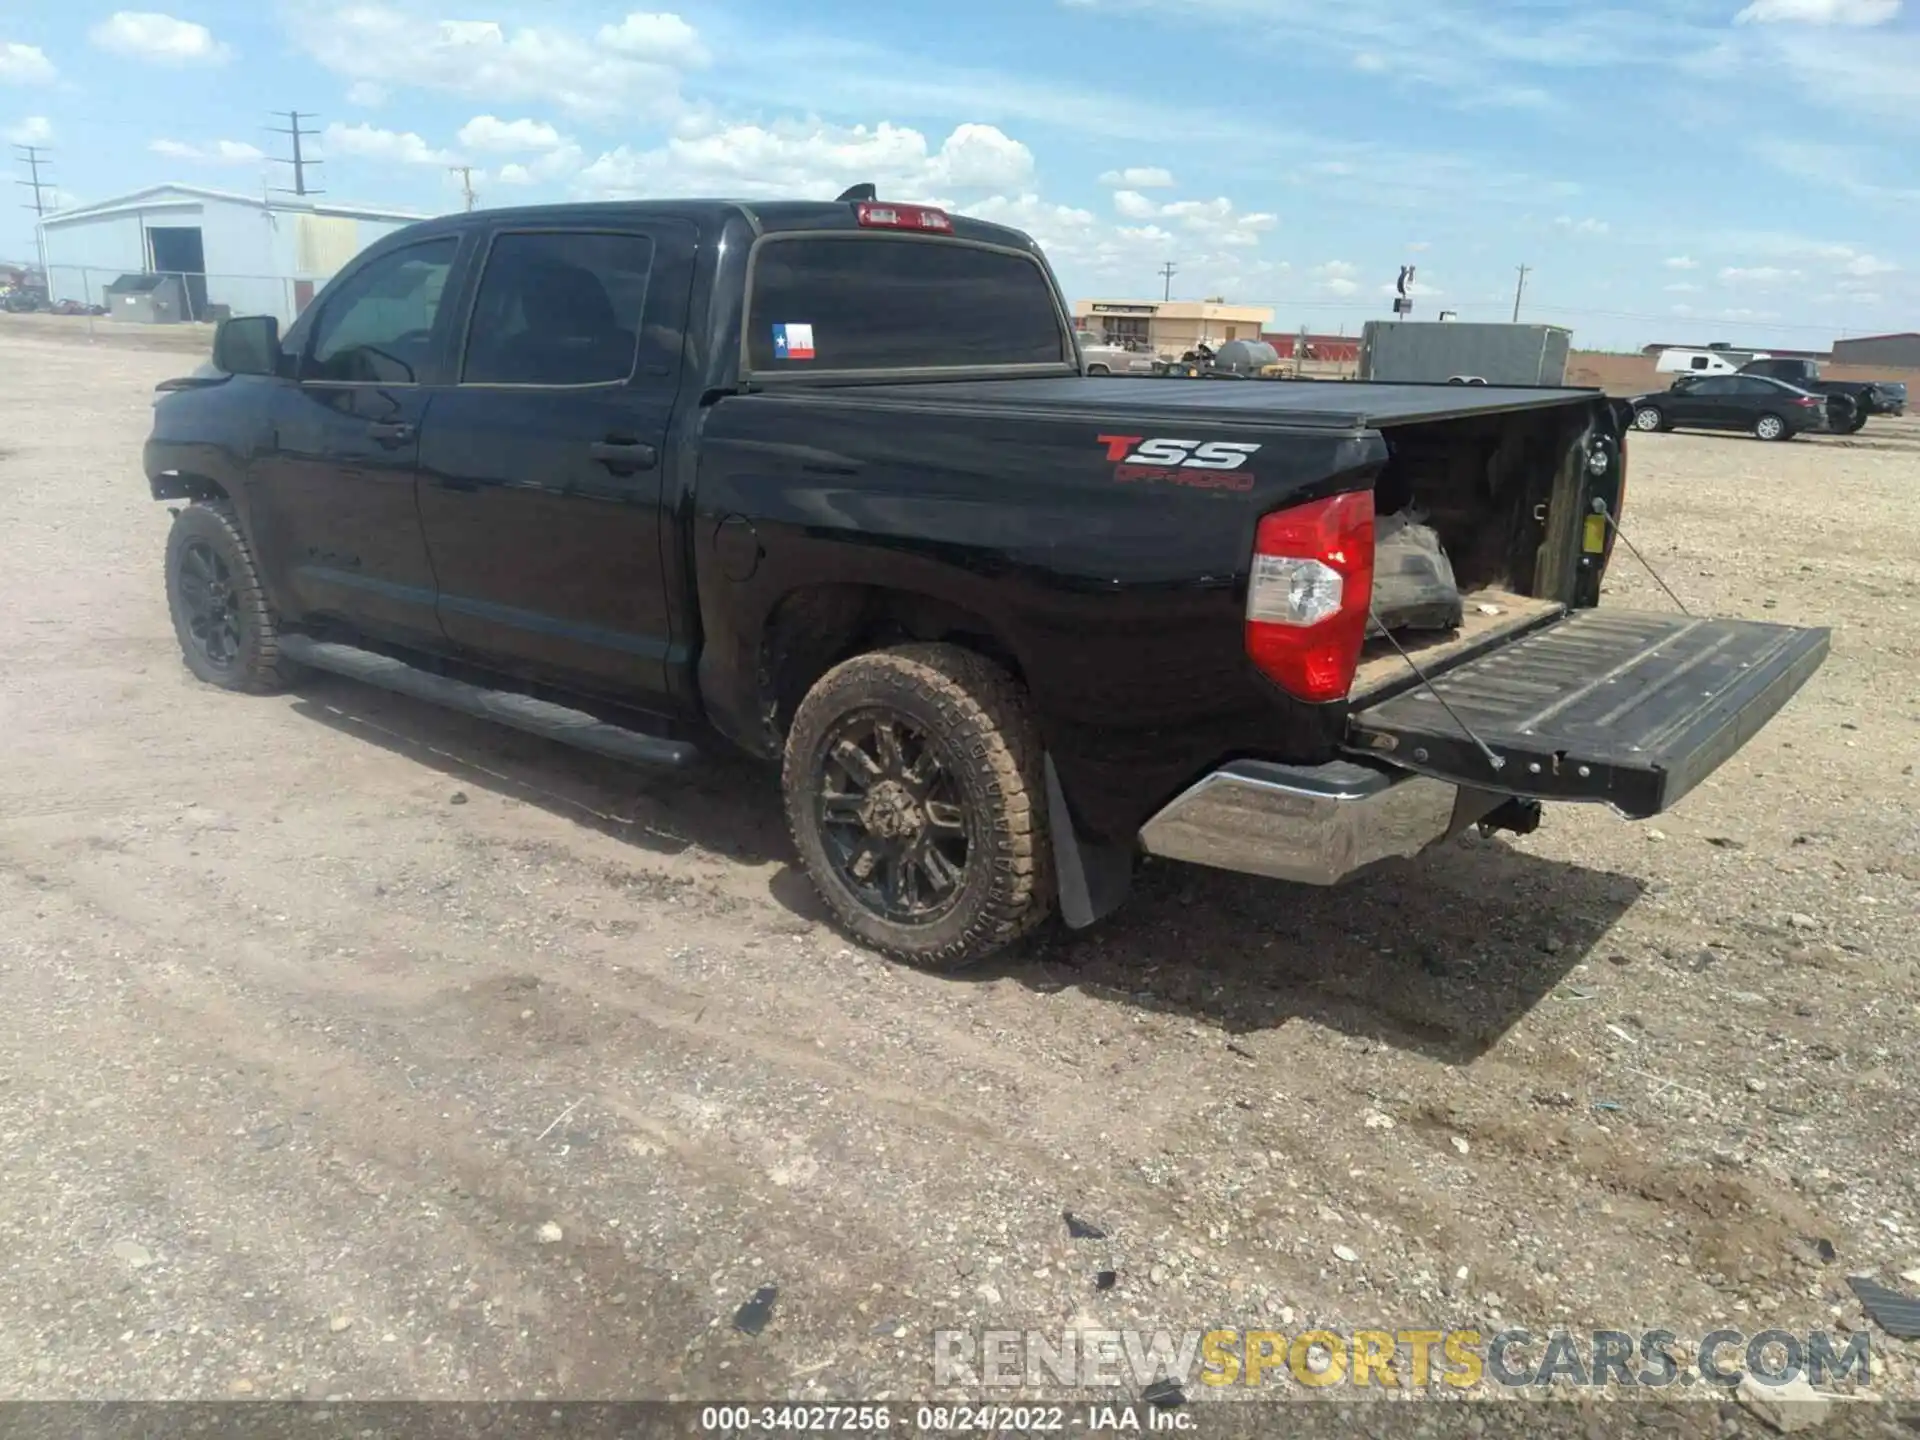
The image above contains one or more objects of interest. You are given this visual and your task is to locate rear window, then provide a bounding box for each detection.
[746,235,1067,372]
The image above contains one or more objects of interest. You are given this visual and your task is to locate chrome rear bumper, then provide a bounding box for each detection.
[1138,759,1494,885]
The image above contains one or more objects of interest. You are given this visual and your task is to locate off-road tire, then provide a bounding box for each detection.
[783,643,1054,969]
[1845,413,1868,435]
[164,500,303,693]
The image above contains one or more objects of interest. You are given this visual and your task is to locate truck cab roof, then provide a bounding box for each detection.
[386,198,1048,257]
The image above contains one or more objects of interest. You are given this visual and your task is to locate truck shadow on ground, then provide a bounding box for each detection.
[287,675,1644,1067]
[286,677,791,866]
[1002,839,1648,1067]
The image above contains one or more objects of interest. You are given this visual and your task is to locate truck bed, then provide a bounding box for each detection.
[1350,590,1564,702]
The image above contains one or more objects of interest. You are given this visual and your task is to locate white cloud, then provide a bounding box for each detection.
[1665,255,1700,270]
[965,194,1100,255]
[1407,241,1431,252]
[1665,282,1701,293]
[89,11,230,65]
[1735,0,1899,23]
[935,123,1036,189]
[1802,243,1897,276]
[346,81,386,107]
[1378,275,1442,298]
[494,163,534,186]
[291,7,706,120]
[5,115,52,144]
[458,115,565,154]
[1106,189,1275,246]
[148,137,266,164]
[1553,215,1608,235]
[596,12,707,67]
[322,122,454,167]
[0,42,57,84]
[1312,262,1361,297]
[578,119,1032,201]
[1719,265,1799,285]
[1098,166,1174,188]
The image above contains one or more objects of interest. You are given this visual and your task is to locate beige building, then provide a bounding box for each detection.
[1073,298,1275,358]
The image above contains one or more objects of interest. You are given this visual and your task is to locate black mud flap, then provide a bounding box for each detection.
[1345,610,1829,820]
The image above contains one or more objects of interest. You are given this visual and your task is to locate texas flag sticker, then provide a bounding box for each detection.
[772,322,816,361]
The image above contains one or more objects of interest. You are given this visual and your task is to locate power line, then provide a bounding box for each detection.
[449,166,477,212]
[1512,264,1530,323]
[267,111,323,198]
[1158,261,1177,302]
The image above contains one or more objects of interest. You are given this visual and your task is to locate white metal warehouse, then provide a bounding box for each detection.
[38,184,428,325]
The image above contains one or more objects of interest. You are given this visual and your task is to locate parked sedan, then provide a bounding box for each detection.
[1629,373,1852,441]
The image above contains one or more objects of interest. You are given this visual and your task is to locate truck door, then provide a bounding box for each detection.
[251,235,461,646]
[415,223,699,712]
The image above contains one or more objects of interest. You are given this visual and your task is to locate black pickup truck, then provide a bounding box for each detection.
[1738,356,1902,430]
[145,191,1830,968]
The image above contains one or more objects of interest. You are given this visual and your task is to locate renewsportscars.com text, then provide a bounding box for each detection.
[933,1326,1871,1392]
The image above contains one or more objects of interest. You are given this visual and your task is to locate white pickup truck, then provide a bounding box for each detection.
[1075,334,1160,376]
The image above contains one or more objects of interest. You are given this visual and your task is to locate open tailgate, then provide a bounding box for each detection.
[1346,610,1829,819]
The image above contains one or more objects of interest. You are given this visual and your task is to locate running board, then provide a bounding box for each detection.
[277,634,698,770]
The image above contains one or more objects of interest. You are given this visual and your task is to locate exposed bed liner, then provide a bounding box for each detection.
[1351,589,1563,703]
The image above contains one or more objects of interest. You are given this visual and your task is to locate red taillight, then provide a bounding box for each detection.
[1796,395,1821,407]
[856,201,953,233]
[1244,490,1375,703]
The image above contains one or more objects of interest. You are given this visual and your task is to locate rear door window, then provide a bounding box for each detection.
[746,236,1067,372]
[461,231,655,386]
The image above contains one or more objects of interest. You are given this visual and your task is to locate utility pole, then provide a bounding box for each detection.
[449,166,477,212]
[1512,264,1531,323]
[268,111,324,198]
[15,144,53,284]
[1159,261,1177,302]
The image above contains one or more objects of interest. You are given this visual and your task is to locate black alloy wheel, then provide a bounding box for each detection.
[163,499,302,692]
[782,643,1054,969]
[175,539,242,671]
[815,707,971,925]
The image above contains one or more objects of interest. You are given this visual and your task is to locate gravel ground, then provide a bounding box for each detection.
[1,328,1916,1427]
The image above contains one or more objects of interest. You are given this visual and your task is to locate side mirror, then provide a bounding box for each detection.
[212,314,282,377]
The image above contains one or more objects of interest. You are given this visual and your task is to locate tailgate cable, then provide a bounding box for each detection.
[1590,498,1693,617]
[1369,608,1506,774]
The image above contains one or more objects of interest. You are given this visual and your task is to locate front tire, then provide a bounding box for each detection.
[782,643,1055,969]
[1845,414,1868,434]
[164,500,302,692]
[1753,413,1788,442]
[1632,405,1666,432]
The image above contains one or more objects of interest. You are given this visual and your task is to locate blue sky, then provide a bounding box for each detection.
[3,0,1915,349]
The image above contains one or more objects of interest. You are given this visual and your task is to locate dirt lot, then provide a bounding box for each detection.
[2,325,1917,1420]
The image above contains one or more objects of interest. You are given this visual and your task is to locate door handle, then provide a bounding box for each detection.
[589,439,659,474]
[368,421,415,447]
